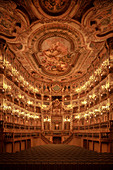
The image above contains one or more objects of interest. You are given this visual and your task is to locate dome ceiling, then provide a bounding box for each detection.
[0,0,113,83]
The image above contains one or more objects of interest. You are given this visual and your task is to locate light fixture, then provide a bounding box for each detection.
[27,101,33,105]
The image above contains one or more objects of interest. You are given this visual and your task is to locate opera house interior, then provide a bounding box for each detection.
[0,0,113,169]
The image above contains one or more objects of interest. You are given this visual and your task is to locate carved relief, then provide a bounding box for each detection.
[38,0,71,16]
[32,0,78,18]
[52,99,60,108]
[82,4,113,41]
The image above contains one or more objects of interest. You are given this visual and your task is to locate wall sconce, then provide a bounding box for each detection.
[27,101,33,105]
[44,117,50,122]
[81,101,87,105]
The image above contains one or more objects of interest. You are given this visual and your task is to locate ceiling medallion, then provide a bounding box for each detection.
[27,20,85,79]
[38,36,73,74]
[39,0,71,16]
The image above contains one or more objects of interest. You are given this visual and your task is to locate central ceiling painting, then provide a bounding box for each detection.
[38,36,73,75]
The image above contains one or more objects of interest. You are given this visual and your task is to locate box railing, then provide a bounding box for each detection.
[73,120,113,131]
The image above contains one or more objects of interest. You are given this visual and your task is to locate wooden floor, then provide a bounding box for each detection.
[0,144,113,169]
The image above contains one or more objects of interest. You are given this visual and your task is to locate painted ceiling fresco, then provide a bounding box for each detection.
[38,37,72,74]
[0,0,113,83]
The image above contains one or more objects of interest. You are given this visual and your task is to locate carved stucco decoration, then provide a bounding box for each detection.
[52,99,61,109]
[27,0,79,19]
[38,0,71,16]
[0,0,113,83]
[0,0,30,42]
[0,0,32,73]
[52,84,61,93]
[82,2,113,42]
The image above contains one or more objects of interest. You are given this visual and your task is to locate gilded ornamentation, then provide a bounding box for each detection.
[39,0,70,14]
[52,85,61,92]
